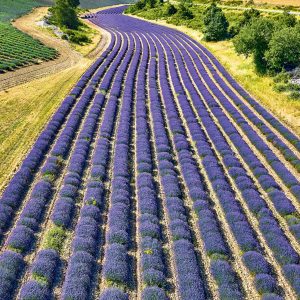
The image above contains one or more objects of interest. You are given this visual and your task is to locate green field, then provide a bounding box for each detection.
[0,0,52,23]
[0,0,57,73]
[0,23,58,72]
[0,0,132,21]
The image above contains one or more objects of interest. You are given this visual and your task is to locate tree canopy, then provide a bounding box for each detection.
[51,0,80,30]
[203,3,229,41]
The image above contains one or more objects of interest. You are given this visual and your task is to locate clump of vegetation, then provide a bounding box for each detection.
[273,71,300,99]
[164,3,177,16]
[234,10,300,75]
[266,26,300,72]
[233,18,274,73]
[43,225,66,253]
[203,3,229,41]
[229,8,260,36]
[49,0,91,45]
[50,0,80,30]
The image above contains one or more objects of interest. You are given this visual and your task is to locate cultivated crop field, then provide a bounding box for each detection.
[0,23,58,73]
[1,6,300,300]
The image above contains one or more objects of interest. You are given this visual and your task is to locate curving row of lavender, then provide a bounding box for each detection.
[0,6,300,300]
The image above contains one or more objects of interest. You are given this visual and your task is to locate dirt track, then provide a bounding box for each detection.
[0,7,108,91]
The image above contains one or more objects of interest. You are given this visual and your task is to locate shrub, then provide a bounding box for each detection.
[51,0,80,30]
[177,3,193,20]
[164,3,177,16]
[203,3,229,41]
[233,18,274,73]
[43,226,66,253]
[65,30,91,45]
[265,27,300,72]
[275,11,297,28]
[289,91,300,99]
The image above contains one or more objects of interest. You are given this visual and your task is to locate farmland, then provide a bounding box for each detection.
[0,5,300,300]
[0,23,58,73]
[0,0,58,73]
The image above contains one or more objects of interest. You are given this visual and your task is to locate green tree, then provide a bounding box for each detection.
[68,0,80,7]
[172,0,193,20]
[233,18,274,73]
[265,27,300,71]
[146,0,156,8]
[164,3,177,16]
[52,0,80,29]
[203,3,229,41]
[240,8,260,27]
[229,8,260,37]
[275,11,297,28]
[177,3,193,20]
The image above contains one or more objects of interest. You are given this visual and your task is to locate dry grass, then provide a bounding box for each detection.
[200,39,300,134]
[0,62,90,191]
[0,7,106,192]
[130,15,300,137]
[252,0,300,6]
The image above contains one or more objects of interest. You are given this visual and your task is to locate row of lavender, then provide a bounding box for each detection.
[20,29,135,300]
[0,28,127,299]
[1,5,300,300]
[90,6,300,299]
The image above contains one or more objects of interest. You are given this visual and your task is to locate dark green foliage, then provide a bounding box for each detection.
[51,0,80,30]
[65,29,92,44]
[68,0,80,7]
[233,18,274,73]
[240,8,260,27]
[274,11,297,29]
[164,3,177,16]
[146,0,156,9]
[289,91,300,99]
[125,1,145,13]
[203,3,229,41]
[177,3,194,20]
[265,27,300,71]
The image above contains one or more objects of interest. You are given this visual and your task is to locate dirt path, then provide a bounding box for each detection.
[0,7,107,91]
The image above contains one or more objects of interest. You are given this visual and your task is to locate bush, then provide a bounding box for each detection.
[51,0,80,30]
[64,29,91,44]
[275,11,297,29]
[177,3,193,20]
[265,27,300,72]
[164,3,177,16]
[203,3,229,41]
[233,18,274,73]
[289,91,300,99]
[43,226,66,253]
[230,8,260,36]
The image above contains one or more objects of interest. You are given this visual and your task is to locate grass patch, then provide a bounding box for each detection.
[32,273,48,286]
[0,60,91,192]
[42,225,66,253]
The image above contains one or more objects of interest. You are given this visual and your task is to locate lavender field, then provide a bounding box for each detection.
[1,6,300,300]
